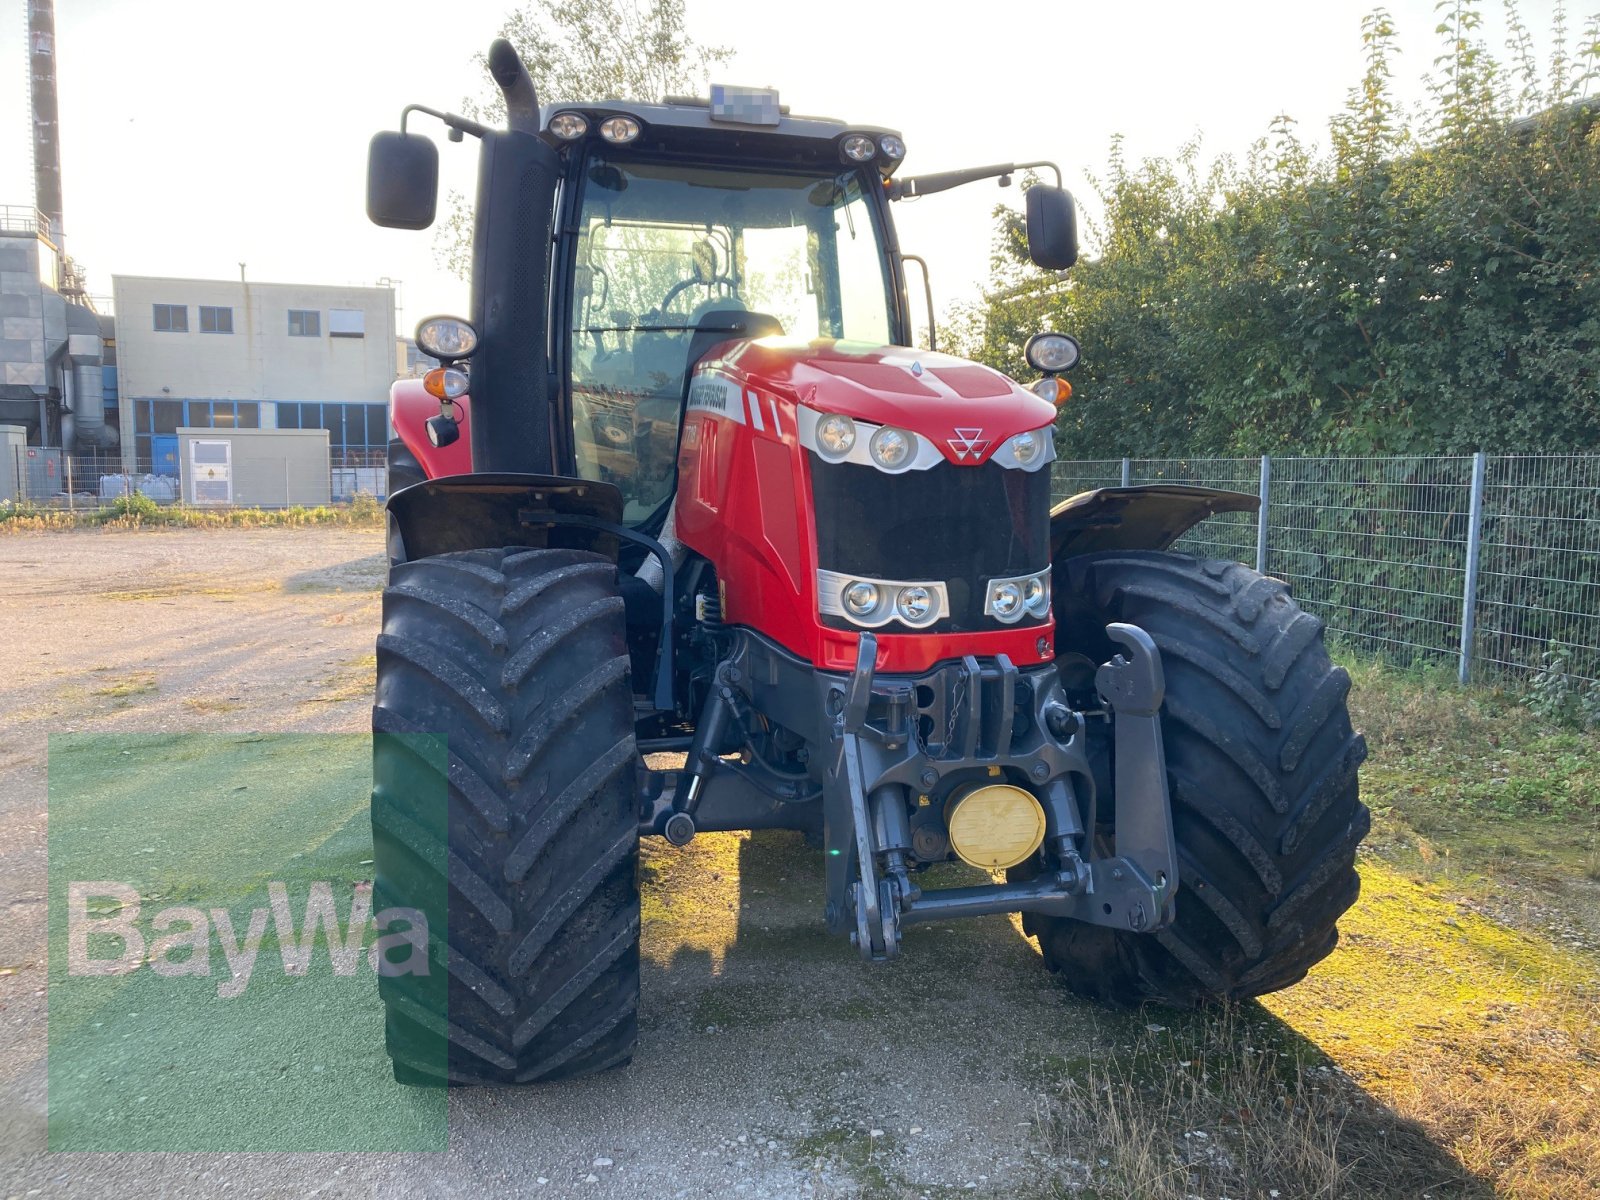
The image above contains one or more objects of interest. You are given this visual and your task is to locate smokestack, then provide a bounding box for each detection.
[30,0,64,243]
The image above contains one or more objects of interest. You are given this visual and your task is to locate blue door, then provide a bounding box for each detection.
[151,435,179,477]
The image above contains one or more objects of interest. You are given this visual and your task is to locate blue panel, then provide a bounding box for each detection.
[151,435,179,477]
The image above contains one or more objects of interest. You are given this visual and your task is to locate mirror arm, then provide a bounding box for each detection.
[901,254,937,352]
[401,104,489,141]
[888,159,1061,200]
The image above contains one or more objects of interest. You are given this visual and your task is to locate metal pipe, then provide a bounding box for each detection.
[1256,454,1272,575]
[1459,451,1487,685]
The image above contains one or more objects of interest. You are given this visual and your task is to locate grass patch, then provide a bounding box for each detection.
[90,671,157,699]
[0,494,383,533]
[1343,655,1600,882]
[302,653,376,705]
[183,696,244,715]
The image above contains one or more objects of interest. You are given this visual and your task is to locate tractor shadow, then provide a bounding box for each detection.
[636,829,1494,1198]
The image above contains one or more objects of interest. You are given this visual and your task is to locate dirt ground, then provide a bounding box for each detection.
[1,528,1595,1199]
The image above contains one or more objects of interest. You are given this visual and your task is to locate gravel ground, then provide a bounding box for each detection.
[0,527,1105,1199]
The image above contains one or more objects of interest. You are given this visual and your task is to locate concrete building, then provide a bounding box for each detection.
[0,206,112,454]
[111,275,396,474]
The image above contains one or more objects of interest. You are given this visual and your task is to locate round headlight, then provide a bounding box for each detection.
[415,315,479,361]
[1024,332,1081,373]
[844,581,879,616]
[869,426,913,469]
[816,414,856,460]
[878,134,906,160]
[548,112,589,140]
[1024,574,1049,615]
[599,115,641,144]
[896,585,933,624]
[841,133,877,163]
[991,582,1023,621]
[1009,430,1043,466]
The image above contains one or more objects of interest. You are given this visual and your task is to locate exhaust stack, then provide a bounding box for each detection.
[29,0,64,242]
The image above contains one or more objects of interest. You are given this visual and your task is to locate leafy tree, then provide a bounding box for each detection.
[965,3,1600,458]
[437,0,731,277]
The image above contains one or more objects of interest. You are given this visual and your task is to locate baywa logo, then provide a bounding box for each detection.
[66,881,429,999]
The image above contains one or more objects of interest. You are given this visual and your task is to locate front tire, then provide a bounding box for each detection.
[1030,550,1369,1006]
[371,547,640,1084]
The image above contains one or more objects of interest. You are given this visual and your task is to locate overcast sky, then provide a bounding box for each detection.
[0,0,1579,334]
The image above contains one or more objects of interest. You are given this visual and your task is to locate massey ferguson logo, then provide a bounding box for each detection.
[947,428,991,460]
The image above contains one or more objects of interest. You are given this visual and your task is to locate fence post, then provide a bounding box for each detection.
[1458,451,1487,686]
[1256,454,1271,575]
[1120,457,1131,487]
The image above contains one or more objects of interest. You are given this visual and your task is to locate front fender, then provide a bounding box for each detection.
[386,473,624,565]
[1050,485,1258,560]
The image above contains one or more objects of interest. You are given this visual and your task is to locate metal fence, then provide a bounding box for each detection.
[1052,454,1600,687]
[2,448,389,508]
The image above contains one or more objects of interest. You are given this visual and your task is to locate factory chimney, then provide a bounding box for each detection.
[29,0,64,244]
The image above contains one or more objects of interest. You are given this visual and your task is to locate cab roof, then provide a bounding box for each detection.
[539,94,905,173]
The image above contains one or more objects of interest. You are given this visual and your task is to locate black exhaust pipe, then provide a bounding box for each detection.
[468,40,560,476]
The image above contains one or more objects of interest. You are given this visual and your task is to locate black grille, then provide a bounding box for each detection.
[810,457,1051,631]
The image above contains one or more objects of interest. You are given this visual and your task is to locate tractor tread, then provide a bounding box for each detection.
[1033,549,1368,1007]
[371,546,640,1086]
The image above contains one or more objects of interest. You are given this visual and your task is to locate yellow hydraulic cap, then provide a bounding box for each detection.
[944,783,1048,871]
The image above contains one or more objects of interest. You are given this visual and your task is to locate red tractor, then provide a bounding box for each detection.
[365,41,1368,1086]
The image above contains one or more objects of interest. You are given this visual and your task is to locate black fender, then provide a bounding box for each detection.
[386,472,625,565]
[385,472,677,711]
[1050,485,1258,560]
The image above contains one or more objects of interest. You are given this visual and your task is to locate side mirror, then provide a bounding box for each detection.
[1025,185,1077,270]
[366,131,439,230]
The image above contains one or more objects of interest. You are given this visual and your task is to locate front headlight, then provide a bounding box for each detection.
[896,585,933,624]
[1008,430,1043,466]
[816,414,857,460]
[986,569,1051,623]
[844,580,879,616]
[869,426,913,470]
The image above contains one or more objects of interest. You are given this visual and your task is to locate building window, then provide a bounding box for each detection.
[288,309,321,337]
[153,304,187,332]
[328,308,365,338]
[199,305,234,334]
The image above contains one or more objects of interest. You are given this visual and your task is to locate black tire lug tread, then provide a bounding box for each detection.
[504,655,631,783]
[1029,549,1368,1007]
[385,581,508,650]
[507,830,637,976]
[503,560,617,614]
[1280,734,1368,855]
[371,546,640,1085]
[501,596,626,689]
[1150,631,1280,728]
[1165,697,1286,812]
[504,737,636,883]
[513,915,642,1049]
[377,634,509,734]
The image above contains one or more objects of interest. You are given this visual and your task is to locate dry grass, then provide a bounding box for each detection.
[1042,1008,1480,1199]
[89,671,157,699]
[302,652,377,705]
[182,696,244,715]
[0,495,383,533]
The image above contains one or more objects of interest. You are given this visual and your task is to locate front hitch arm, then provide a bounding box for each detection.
[1091,622,1179,930]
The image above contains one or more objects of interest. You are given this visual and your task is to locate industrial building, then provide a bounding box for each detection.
[112,275,397,477]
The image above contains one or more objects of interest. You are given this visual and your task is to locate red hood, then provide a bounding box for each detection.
[706,338,1056,466]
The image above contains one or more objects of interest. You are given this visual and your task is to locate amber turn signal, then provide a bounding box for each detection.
[1030,376,1073,406]
[424,367,469,401]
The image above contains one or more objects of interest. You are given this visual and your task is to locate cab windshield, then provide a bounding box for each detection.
[569,155,896,522]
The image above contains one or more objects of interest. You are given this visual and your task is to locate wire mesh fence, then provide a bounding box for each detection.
[1052,453,1600,688]
[1,447,389,508]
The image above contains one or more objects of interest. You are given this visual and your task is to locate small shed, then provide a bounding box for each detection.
[177,427,330,508]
